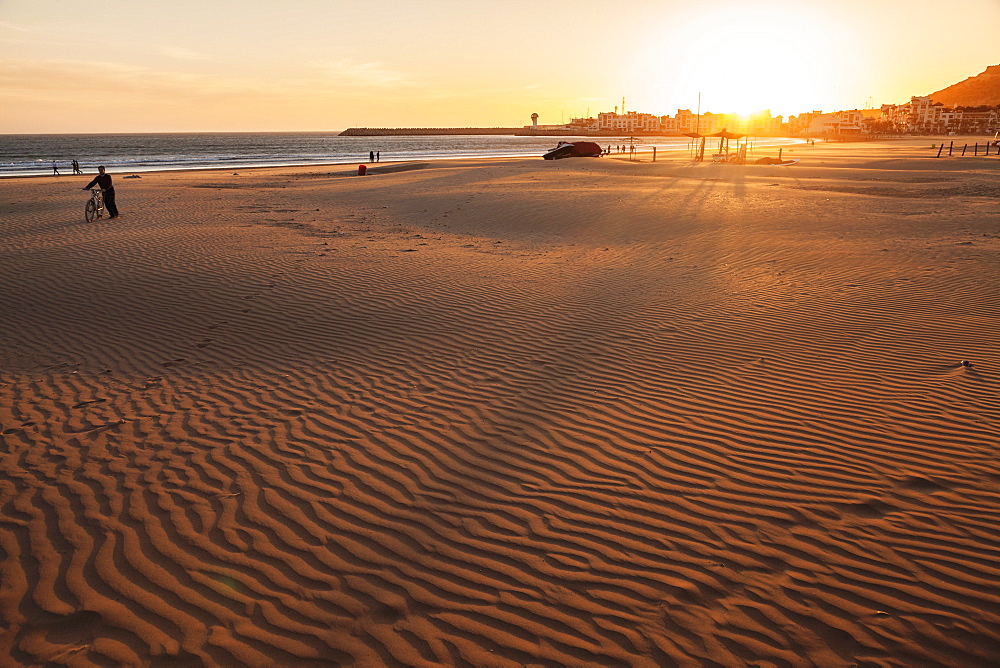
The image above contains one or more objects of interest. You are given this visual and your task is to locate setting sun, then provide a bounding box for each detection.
[629,2,857,117]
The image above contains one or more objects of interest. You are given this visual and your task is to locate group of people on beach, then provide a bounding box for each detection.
[52,159,84,176]
[368,151,380,163]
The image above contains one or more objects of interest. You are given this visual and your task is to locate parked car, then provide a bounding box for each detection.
[543,141,603,160]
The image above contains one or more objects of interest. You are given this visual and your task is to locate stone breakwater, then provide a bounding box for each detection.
[338,127,685,137]
[339,127,524,136]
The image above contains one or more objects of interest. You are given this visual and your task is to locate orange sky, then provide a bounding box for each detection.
[1,0,997,133]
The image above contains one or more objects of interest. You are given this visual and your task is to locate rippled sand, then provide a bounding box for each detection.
[2,140,998,666]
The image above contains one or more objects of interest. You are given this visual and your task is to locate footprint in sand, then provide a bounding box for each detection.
[72,399,107,408]
[838,498,897,518]
[896,476,950,492]
[30,610,102,646]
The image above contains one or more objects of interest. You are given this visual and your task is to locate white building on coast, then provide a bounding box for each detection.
[879,96,999,134]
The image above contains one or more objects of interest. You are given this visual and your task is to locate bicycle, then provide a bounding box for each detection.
[85,188,104,222]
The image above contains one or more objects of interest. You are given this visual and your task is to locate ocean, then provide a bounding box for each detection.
[0,132,803,177]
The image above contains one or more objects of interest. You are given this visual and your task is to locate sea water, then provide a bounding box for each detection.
[0,132,803,177]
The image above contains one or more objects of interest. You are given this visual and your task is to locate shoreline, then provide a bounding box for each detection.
[0,155,531,181]
[5,135,992,181]
[16,134,982,180]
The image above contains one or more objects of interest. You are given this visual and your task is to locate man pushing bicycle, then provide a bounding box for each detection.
[82,166,119,219]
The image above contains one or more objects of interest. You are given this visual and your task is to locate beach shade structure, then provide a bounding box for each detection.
[710,129,747,158]
[543,141,603,160]
[684,132,708,162]
[710,130,746,139]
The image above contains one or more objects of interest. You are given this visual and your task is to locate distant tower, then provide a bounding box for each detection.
[531,113,539,129]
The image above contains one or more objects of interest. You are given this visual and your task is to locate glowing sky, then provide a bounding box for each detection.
[1,0,997,133]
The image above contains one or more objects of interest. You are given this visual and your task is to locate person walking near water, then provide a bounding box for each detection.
[82,166,118,219]
[72,159,82,175]
[369,151,375,163]
[376,151,380,162]
[52,161,60,176]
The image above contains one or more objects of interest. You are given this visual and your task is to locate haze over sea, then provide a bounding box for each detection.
[0,132,803,177]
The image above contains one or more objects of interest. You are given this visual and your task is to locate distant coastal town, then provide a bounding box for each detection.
[341,96,1000,139]
[541,94,999,137]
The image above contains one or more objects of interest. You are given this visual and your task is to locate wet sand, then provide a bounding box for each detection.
[1,138,999,666]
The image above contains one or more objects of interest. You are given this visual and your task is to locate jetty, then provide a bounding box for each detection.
[338,127,668,137]
[339,127,522,136]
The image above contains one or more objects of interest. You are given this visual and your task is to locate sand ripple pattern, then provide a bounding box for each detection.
[2,160,999,666]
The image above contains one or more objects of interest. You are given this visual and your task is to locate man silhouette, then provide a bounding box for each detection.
[82,166,119,219]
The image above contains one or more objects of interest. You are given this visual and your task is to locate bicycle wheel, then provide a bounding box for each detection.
[85,199,97,222]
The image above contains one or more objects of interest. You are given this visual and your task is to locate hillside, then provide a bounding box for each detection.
[929,64,1000,107]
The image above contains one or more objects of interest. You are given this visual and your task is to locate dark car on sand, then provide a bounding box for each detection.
[543,141,604,160]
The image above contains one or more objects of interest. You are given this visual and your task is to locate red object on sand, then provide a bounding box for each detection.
[358,165,367,176]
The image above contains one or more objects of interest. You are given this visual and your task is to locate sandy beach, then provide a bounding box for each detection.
[1,138,998,666]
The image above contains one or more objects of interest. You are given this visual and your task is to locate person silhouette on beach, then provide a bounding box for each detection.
[376,151,380,162]
[369,151,375,163]
[72,159,82,174]
[82,166,118,219]
[52,161,60,176]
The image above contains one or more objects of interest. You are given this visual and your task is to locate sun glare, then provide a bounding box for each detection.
[631,2,855,117]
